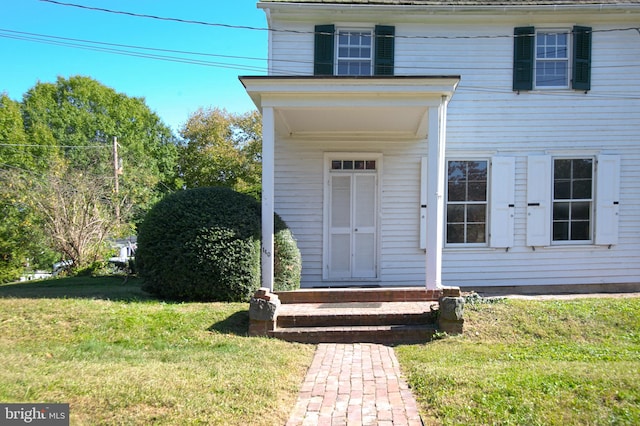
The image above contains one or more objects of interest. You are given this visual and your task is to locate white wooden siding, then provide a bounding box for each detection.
[267,12,640,288]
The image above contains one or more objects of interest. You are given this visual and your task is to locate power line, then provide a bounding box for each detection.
[0,28,268,64]
[39,0,276,33]
[38,0,640,40]
[0,143,110,149]
[2,27,638,77]
[0,31,270,73]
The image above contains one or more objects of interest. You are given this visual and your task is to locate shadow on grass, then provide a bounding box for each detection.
[208,310,250,336]
[0,276,157,302]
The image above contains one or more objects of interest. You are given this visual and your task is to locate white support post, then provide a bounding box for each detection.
[261,106,275,291]
[425,99,448,290]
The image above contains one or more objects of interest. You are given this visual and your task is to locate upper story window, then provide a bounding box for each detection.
[314,24,395,76]
[337,30,373,76]
[536,30,569,88]
[513,26,592,92]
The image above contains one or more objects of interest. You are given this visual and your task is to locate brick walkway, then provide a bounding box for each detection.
[286,343,423,426]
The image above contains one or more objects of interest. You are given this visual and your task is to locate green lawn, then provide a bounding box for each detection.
[396,296,640,426]
[2,278,639,425]
[0,277,315,425]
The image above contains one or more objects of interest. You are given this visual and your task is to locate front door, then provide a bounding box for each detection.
[326,158,378,279]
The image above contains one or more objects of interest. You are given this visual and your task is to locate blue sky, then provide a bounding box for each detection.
[0,0,268,132]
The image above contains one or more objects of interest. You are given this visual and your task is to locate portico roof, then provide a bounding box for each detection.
[239,76,460,140]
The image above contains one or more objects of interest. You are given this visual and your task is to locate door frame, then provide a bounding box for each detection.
[322,152,383,281]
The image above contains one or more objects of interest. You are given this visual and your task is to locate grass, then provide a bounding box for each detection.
[0,277,315,425]
[3,278,639,425]
[396,296,640,426]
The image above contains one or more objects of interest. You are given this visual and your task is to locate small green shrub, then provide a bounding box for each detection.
[137,187,300,302]
[274,215,301,292]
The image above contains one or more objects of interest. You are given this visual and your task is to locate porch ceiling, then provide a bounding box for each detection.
[240,76,460,140]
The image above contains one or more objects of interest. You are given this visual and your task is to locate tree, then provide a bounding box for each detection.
[21,76,180,223]
[0,94,49,281]
[1,163,116,271]
[178,108,261,194]
[0,76,181,277]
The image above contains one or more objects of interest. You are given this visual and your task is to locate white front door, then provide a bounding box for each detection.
[326,158,378,280]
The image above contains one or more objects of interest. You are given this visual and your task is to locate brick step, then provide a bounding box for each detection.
[270,324,438,345]
[275,287,443,304]
[276,301,438,328]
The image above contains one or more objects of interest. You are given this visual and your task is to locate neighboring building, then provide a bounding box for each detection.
[241,0,640,290]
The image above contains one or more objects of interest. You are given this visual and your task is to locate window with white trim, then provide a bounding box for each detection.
[428,157,514,249]
[526,155,620,247]
[552,158,593,242]
[536,30,570,88]
[314,25,395,76]
[446,160,488,245]
[337,30,373,76]
[513,26,592,91]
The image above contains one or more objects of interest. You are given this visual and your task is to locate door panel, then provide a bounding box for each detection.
[328,172,377,279]
[353,175,376,277]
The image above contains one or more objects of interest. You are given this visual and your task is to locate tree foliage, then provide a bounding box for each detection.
[2,164,117,271]
[21,76,180,217]
[0,76,180,277]
[178,107,261,195]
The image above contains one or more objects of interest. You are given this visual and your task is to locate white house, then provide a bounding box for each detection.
[241,0,640,291]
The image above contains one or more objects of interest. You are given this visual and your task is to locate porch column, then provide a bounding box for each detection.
[425,99,448,290]
[261,106,275,291]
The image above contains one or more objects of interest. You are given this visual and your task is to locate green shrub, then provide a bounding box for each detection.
[137,187,300,302]
[274,215,301,292]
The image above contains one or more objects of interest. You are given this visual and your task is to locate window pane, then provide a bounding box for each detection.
[468,161,488,179]
[573,159,593,178]
[467,224,486,243]
[573,180,592,199]
[553,202,570,220]
[447,224,464,244]
[332,160,342,170]
[554,159,571,179]
[448,182,466,202]
[468,182,487,201]
[553,222,569,240]
[447,205,464,223]
[571,221,590,240]
[467,204,486,223]
[554,180,571,199]
[365,160,376,170]
[572,202,591,220]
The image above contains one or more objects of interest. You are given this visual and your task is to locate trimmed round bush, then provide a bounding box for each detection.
[137,187,300,302]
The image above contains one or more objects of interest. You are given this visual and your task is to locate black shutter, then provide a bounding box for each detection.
[314,24,335,76]
[374,25,395,76]
[572,26,592,91]
[513,26,535,91]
